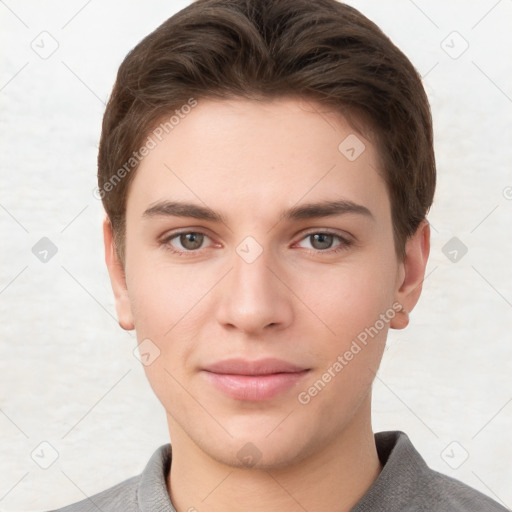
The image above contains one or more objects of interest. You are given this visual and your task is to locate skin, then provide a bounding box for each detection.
[104,96,430,512]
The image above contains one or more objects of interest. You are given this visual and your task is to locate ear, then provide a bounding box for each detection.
[103,217,134,331]
[390,220,430,330]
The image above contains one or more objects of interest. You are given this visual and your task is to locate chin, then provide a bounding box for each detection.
[200,424,318,471]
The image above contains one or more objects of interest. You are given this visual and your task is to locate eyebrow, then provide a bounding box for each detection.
[142,199,373,223]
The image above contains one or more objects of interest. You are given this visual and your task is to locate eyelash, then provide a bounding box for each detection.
[160,230,353,256]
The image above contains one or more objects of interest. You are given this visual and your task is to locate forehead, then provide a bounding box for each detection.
[126,96,390,224]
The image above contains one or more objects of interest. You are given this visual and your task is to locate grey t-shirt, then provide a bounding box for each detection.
[48,431,509,511]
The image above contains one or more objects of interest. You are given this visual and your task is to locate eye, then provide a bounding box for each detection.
[160,230,352,256]
[162,231,211,254]
[296,231,352,253]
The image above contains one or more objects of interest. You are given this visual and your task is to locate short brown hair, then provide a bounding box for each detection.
[98,0,435,263]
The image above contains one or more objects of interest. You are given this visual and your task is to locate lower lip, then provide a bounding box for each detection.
[203,370,310,401]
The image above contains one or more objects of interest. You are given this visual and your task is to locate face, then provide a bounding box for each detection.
[105,96,429,470]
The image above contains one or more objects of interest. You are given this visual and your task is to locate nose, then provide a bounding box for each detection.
[215,243,293,336]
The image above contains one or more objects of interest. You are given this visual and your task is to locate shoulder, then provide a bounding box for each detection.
[45,474,140,512]
[418,465,508,511]
[44,443,173,512]
[353,431,508,511]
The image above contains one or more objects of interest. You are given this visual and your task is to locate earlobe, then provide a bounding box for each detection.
[390,220,430,330]
[391,305,410,330]
[103,217,135,331]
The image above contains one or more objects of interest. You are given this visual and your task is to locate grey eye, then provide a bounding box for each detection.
[177,232,205,250]
[308,233,335,250]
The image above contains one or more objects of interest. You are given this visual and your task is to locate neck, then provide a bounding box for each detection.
[166,394,381,512]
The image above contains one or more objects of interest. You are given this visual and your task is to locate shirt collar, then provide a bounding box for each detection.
[136,431,419,512]
[138,442,176,512]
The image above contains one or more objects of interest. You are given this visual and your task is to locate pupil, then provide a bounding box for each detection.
[313,233,332,249]
[182,233,202,249]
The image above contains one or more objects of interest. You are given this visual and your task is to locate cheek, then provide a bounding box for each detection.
[294,252,397,396]
[299,256,397,341]
[126,255,208,389]
[127,262,200,410]
[295,268,393,423]
[127,250,201,336]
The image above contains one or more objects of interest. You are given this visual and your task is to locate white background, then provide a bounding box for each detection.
[0,1,511,510]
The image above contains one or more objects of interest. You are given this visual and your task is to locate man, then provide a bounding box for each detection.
[51,0,508,510]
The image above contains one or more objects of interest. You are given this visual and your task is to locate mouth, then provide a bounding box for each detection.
[202,358,311,401]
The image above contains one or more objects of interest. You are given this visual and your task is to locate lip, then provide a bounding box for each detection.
[202,358,310,401]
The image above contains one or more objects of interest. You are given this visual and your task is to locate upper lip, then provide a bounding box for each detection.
[203,358,309,376]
